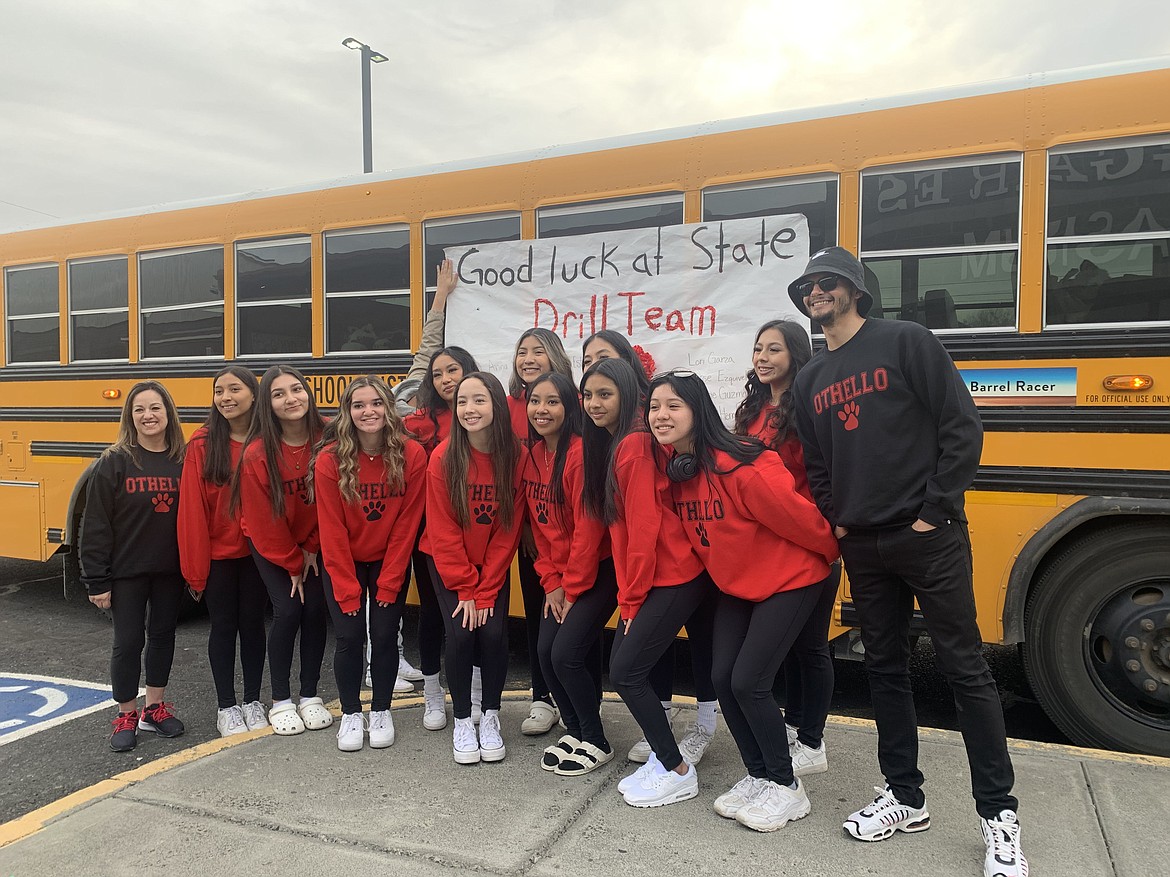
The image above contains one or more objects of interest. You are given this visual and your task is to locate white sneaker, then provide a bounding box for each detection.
[479,710,506,762]
[394,675,414,694]
[423,686,448,730]
[520,700,559,736]
[398,656,424,682]
[336,712,364,752]
[785,723,799,747]
[627,737,652,763]
[453,717,480,764]
[470,670,483,724]
[368,709,395,748]
[736,779,812,832]
[622,762,699,808]
[980,810,1028,877]
[791,739,828,777]
[241,701,268,731]
[619,753,661,794]
[216,705,248,738]
[713,775,767,819]
[677,723,715,765]
[844,786,931,842]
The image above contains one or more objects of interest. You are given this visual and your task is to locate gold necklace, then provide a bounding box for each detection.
[287,442,308,470]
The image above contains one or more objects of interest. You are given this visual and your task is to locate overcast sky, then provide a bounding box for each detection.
[2,0,1169,233]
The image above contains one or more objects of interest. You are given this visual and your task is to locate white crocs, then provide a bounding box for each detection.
[297,696,334,730]
[269,702,305,736]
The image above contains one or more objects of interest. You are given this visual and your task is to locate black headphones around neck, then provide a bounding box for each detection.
[666,452,700,483]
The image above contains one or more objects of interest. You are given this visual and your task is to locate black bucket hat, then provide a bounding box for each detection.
[787,247,873,317]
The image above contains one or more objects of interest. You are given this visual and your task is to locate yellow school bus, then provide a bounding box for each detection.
[2,58,1168,756]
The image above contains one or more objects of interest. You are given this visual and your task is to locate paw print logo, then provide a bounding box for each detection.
[297,490,310,505]
[364,500,385,522]
[473,503,496,525]
[535,501,549,525]
[151,493,174,513]
[695,521,710,547]
[838,401,860,431]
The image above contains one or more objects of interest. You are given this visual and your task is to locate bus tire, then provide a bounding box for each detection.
[1023,523,1170,757]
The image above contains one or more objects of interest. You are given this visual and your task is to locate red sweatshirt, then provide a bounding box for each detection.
[315,441,427,612]
[239,438,320,576]
[507,394,530,442]
[403,407,452,458]
[670,448,838,601]
[422,441,525,609]
[520,435,611,601]
[610,432,703,621]
[178,427,248,592]
[745,406,812,502]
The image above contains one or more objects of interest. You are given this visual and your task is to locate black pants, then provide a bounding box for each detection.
[609,572,716,772]
[518,548,551,704]
[776,562,841,747]
[323,558,407,714]
[109,573,184,705]
[428,557,510,720]
[644,588,719,704]
[409,543,444,676]
[539,558,615,747]
[840,522,1018,819]
[204,556,268,709]
[249,543,327,703]
[712,575,833,786]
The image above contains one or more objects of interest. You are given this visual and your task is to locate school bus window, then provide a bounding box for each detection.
[324,226,410,354]
[860,158,1020,330]
[423,213,521,307]
[4,263,60,364]
[138,245,225,359]
[702,176,839,254]
[1045,141,1170,327]
[536,193,684,239]
[235,237,312,357]
[69,256,129,362]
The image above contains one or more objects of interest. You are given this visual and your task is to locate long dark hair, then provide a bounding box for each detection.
[525,372,582,514]
[648,372,766,478]
[198,366,259,485]
[732,320,812,449]
[443,372,520,530]
[582,329,650,404]
[509,327,573,398]
[579,358,645,525]
[230,364,325,518]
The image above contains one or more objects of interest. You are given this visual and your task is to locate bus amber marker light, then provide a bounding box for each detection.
[1102,375,1153,392]
[102,389,121,400]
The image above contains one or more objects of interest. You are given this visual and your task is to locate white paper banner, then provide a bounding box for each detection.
[445,214,810,422]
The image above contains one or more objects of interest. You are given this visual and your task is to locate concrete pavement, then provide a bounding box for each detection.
[1,694,1166,876]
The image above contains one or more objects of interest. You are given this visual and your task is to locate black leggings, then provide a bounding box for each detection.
[712,573,834,786]
[109,573,184,705]
[410,543,444,676]
[518,548,551,704]
[538,558,615,747]
[428,557,510,720]
[609,572,716,772]
[204,556,268,709]
[777,562,840,747]
[323,558,407,714]
[249,543,327,702]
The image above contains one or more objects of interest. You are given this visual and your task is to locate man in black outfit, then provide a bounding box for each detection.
[789,247,1027,877]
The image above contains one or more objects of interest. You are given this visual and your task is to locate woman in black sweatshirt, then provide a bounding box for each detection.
[81,380,187,752]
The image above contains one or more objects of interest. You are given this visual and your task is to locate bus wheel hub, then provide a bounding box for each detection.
[1092,586,1170,708]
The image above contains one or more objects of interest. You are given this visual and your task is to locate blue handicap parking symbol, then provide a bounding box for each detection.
[0,673,116,745]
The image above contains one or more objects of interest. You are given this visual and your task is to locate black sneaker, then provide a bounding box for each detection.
[139,702,185,738]
[110,710,138,752]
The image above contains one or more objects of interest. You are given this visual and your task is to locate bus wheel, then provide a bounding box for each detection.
[1023,523,1170,756]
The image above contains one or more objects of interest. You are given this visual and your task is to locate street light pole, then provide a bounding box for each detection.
[342,37,388,174]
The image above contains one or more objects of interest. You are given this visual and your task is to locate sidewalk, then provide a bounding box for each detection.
[1,694,1166,876]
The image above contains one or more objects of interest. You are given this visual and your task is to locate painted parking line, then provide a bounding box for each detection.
[0,673,120,746]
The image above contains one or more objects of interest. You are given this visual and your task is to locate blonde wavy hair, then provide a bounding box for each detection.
[312,375,407,504]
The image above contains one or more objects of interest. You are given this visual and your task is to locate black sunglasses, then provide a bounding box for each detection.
[796,276,845,297]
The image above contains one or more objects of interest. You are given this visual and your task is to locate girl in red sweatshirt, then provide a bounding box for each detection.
[423,372,523,765]
[647,371,839,833]
[401,344,479,730]
[231,365,331,737]
[733,319,841,779]
[178,366,268,738]
[507,328,575,736]
[522,372,615,776]
[580,358,713,809]
[312,376,426,752]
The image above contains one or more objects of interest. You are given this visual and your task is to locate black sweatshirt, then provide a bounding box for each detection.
[792,318,982,530]
[80,447,183,595]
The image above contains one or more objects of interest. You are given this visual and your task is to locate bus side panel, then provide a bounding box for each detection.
[0,480,46,561]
